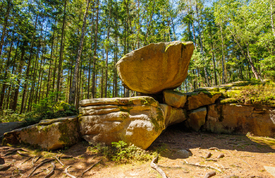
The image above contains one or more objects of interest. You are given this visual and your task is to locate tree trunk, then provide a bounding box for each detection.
[219,24,226,84]
[92,0,99,98]
[105,0,111,98]
[20,15,38,113]
[46,21,56,98]
[56,0,67,101]
[0,32,14,110]
[195,3,210,87]
[0,0,11,57]
[144,0,155,44]
[12,43,26,111]
[87,2,94,99]
[69,0,90,104]
[209,24,217,86]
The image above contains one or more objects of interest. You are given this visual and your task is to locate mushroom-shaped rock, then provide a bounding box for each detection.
[116,41,194,94]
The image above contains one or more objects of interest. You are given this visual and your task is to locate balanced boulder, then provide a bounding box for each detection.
[116,41,194,94]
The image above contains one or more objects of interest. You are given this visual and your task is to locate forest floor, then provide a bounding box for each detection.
[1,124,275,178]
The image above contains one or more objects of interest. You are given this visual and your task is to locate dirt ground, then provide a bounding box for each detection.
[1,124,275,178]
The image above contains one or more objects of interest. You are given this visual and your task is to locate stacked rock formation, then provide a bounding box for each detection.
[78,41,194,149]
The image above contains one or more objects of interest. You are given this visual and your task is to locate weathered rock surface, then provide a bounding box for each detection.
[79,96,166,149]
[116,41,194,94]
[163,90,187,108]
[186,91,222,110]
[3,116,79,150]
[185,107,207,131]
[203,104,275,137]
[160,104,186,127]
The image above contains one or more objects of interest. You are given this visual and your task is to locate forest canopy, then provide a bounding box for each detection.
[0,0,274,116]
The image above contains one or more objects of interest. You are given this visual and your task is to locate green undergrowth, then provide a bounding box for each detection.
[225,80,275,106]
[88,141,157,164]
[0,92,78,126]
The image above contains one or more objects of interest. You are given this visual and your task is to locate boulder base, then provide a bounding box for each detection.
[79,96,166,149]
[116,41,194,94]
[186,107,207,131]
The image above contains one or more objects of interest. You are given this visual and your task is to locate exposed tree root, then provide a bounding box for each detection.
[150,154,168,178]
[204,171,216,178]
[28,159,54,177]
[65,166,76,178]
[44,162,55,178]
[21,157,32,165]
[4,148,28,156]
[0,164,11,171]
[81,159,102,177]
[183,160,222,172]
[32,156,41,165]
[54,156,64,166]
[17,151,29,157]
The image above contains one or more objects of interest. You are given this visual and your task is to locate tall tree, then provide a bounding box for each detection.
[69,0,90,104]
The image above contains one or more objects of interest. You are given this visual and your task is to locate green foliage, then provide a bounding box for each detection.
[0,92,78,125]
[226,81,275,106]
[88,141,156,163]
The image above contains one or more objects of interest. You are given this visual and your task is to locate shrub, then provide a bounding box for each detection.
[88,141,156,163]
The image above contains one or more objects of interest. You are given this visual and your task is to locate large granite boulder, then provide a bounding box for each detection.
[116,41,194,94]
[203,104,275,137]
[79,96,166,149]
[2,116,79,150]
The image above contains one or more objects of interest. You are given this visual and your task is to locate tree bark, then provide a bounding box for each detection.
[20,15,38,113]
[91,0,99,98]
[219,24,226,84]
[56,0,67,101]
[104,0,112,98]
[0,0,11,57]
[195,2,210,87]
[87,2,94,99]
[12,42,26,111]
[0,31,14,110]
[69,0,90,104]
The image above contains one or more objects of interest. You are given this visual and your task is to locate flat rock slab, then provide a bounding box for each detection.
[186,91,222,110]
[116,41,194,94]
[3,116,79,150]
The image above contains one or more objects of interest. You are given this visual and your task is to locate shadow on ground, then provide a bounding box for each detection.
[149,123,275,160]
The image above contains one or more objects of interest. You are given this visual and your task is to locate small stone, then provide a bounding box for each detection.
[217,153,225,159]
[204,152,212,158]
